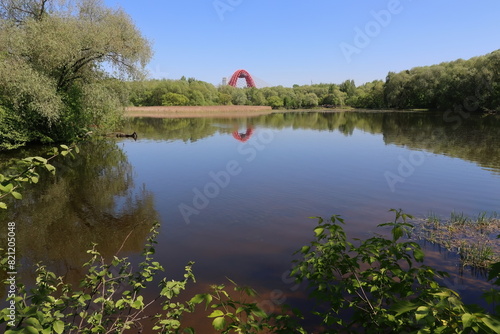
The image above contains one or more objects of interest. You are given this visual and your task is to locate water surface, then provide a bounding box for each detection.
[2,110,500,329]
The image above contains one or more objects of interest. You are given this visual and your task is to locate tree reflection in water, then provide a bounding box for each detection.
[123,111,500,175]
[0,139,157,290]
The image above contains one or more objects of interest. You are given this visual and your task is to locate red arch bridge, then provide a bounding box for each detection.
[228,69,256,88]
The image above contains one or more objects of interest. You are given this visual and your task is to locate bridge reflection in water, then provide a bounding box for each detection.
[232,127,254,142]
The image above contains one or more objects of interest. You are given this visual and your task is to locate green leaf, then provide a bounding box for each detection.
[111,257,120,266]
[11,191,22,200]
[52,320,65,334]
[413,248,424,262]
[462,313,474,328]
[45,164,56,173]
[212,316,226,331]
[33,156,47,164]
[251,307,267,318]
[0,202,7,209]
[314,227,324,237]
[415,306,429,321]
[392,226,403,241]
[24,318,42,330]
[60,145,69,150]
[115,299,126,308]
[189,294,207,305]
[130,295,144,309]
[0,183,13,192]
[432,289,453,298]
[391,300,419,316]
[208,310,224,318]
[23,326,39,334]
[480,315,500,332]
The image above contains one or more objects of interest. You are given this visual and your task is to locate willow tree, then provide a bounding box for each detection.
[0,0,152,149]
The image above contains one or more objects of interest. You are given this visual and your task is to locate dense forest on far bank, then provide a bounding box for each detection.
[128,49,500,113]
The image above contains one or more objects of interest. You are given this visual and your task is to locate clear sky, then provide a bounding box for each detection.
[104,0,500,87]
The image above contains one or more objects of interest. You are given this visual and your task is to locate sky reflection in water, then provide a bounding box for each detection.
[118,112,500,311]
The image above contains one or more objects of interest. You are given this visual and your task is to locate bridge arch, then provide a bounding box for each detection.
[228,69,256,88]
[232,128,253,142]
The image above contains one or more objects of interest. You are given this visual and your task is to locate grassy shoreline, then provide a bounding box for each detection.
[124,105,418,119]
[124,105,274,118]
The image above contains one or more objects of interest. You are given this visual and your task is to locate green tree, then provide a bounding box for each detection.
[162,92,190,106]
[339,79,356,98]
[322,86,347,107]
[352,80,385,109]
[246,87,266,106]
[231,89,247,105]
[384,50,500,112]
[302,92,319,108]
[0,0,151,149]
[267,95,284,109]
[218,93,232,105]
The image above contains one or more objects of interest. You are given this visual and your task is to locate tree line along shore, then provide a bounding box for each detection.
[127,50,500,113]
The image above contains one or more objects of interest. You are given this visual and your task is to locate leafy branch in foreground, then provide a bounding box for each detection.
[0,143,79,209]
[291,209,500,333]
[189,278,305,334]
[1,222,195,334]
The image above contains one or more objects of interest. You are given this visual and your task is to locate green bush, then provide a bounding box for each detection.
[291,209,500,333]
[1,223,195,334]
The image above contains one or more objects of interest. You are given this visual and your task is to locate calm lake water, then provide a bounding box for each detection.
[1,110,500,330]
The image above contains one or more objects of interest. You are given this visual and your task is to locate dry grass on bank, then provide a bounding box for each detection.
[124,105,410,119]
[124,105,274,118]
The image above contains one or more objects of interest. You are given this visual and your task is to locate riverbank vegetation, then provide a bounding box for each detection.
[414,212,500,269]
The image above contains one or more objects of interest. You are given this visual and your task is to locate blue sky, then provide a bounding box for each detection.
[104,0,500,87]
